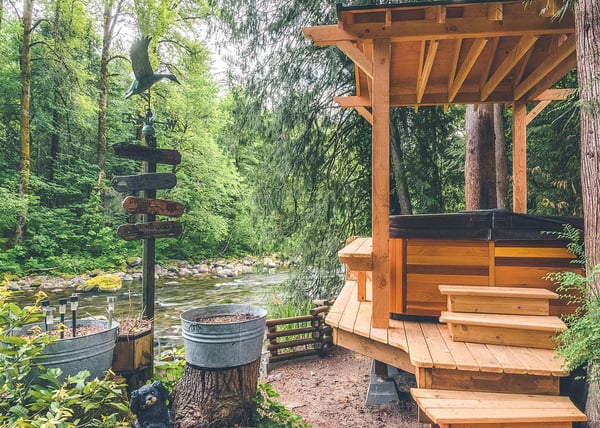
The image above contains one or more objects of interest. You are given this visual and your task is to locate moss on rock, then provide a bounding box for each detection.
[78,274,122,292]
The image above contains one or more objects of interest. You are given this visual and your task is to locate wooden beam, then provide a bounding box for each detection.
[448,39,462,89]
[487,2,503,21]
[449,38,488,103]
[417,40,439,103]
[533,88,576,101]
[371,38,391,329]
[355,106,373,125]
[385,9,392,28]
[513,35,576,100]
[479,37,500,89]
[526,53,577,100]
[512,101,527,213]
[336,40,373,79]
[526,100,551,125]
[481,35,538,102]
[512,44,534,87]
[301,15,574,45]
[334,96,371,108]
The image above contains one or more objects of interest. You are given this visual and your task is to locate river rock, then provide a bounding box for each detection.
[178,267,193,277]
[263,257,277,269]
[126,256,142,268]
[78,274,122,292]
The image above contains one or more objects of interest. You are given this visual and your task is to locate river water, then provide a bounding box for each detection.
[11,271,288,351]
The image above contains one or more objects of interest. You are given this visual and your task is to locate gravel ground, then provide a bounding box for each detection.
[264,347,428,428]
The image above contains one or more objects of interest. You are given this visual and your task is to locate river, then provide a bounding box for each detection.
[10,271,288,351]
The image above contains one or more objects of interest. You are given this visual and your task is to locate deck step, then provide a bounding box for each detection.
[411,388,586,427]
[440,311,566,349]
[439,285,558,316]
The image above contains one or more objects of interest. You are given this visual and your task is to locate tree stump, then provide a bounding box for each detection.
[171,360,260,428]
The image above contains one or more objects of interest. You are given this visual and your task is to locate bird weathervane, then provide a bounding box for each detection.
[125,36,180,102]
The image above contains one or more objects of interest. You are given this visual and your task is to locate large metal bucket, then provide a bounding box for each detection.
[181,304,267,368]
[16,319,119,380]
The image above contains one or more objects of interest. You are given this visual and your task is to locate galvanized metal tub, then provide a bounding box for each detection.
[15,319,119,380]
[181,304,267,368]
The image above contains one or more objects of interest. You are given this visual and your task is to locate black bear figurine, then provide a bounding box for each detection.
[130,381,173,428]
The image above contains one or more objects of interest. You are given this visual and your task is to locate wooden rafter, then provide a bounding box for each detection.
[513,45,534,87]
[449,38,488,103]
[355,106,373,125]
[417,40,440,104]
[448,39,462,89]
[526,100,552,125]
[481,35,538,101]
[514,35,576,99]
[479,37,500,88]
[534,88,576,101]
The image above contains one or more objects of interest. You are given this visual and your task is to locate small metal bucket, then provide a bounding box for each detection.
[180,304,267,368]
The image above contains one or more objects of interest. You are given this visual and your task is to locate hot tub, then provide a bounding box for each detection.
[388,209,583,318]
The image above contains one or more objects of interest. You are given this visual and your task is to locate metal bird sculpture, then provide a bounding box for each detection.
[125,36,180,99]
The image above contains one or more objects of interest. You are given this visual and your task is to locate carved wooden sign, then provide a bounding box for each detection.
[112,142,181,165]
[117,221,182,241]
[122,196,184,217]
[111,173,177,193]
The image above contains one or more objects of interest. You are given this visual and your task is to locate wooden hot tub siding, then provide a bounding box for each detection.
[390,238,581,318]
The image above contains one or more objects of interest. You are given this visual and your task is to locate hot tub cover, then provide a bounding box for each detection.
[389,209,583,241]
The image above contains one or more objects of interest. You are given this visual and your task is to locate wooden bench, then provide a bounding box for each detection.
[338,237,372,301]
[439,285,559,316]
[411,388,587,428]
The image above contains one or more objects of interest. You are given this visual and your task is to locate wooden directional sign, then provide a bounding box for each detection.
[112,142,181,165]
[122,196,184,217]
[111,173,177,193]
[117,221,182,241]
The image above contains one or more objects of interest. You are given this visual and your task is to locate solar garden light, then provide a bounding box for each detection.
[45,307,55,335]
[41,299,50,331]
[58,298,68,339]
[107,296,116,328]
[70,294,79,337]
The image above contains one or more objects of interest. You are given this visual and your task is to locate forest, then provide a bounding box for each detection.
[0,0,581,297]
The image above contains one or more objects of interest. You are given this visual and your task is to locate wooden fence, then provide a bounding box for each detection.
[266,299,334,367]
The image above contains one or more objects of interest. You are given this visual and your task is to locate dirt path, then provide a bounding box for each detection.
[265,347,427,428]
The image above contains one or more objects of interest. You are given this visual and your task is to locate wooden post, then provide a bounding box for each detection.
[512,101,527,213]
[371,38,391,329]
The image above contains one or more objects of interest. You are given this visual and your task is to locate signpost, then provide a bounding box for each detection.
[117,221,183,241]
[112,142,181,165]
[111,173,177,193]
[122,196,184,217]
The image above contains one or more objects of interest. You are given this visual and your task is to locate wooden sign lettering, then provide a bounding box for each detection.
[117,221,183,241]
[122,196,184,217]
[112,142,181,165]
[111,173,177,193]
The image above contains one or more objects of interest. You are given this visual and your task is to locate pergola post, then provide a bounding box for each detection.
[371,38,391,329]
[512,101,527,213]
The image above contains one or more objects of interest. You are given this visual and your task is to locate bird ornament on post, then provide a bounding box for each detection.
[125,36,180,100]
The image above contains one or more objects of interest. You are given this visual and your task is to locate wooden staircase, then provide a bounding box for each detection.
[411,285,586,428]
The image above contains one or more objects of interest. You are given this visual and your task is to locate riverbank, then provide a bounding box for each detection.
[3,255,285,292]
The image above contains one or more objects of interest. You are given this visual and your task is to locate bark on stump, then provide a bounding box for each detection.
[171,359,260,428]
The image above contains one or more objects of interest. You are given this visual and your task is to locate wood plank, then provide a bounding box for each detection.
[388,319,409,352]
[336,40,373,79]
[335,328,415,374]
[122,196,184,217]
[446,322,559,349]
[353,300,372,338]
[464,342,503,373]
[420,322,456,369]
[508,346,554,376]
[338,237,373,271]
[371,37,391,329]
[439,285,557,299]
[404,321,434,368]
[112,142,181,165]
[484,344,528,374]
[111,172,177,193]
[519,347,569,376]
[338,286,361,333]
[325,281,356,328]
[416,39,439,103]
[117,221,182,241]
[437,324,479,371]
[495,246,575,259]
[426,367,560,395]
[447,295,550,316]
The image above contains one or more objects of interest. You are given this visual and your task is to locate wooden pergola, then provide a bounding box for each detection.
[303,0,576,328]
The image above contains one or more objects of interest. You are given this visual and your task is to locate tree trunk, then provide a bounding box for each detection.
[493,104,508,209]
[465,104,496,210]
[390,118,412,215]
[15,0,33,243]
[576,0,600,426]
[171,360,260,428]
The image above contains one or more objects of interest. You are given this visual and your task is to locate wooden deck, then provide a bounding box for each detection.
[326,280,568,393]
